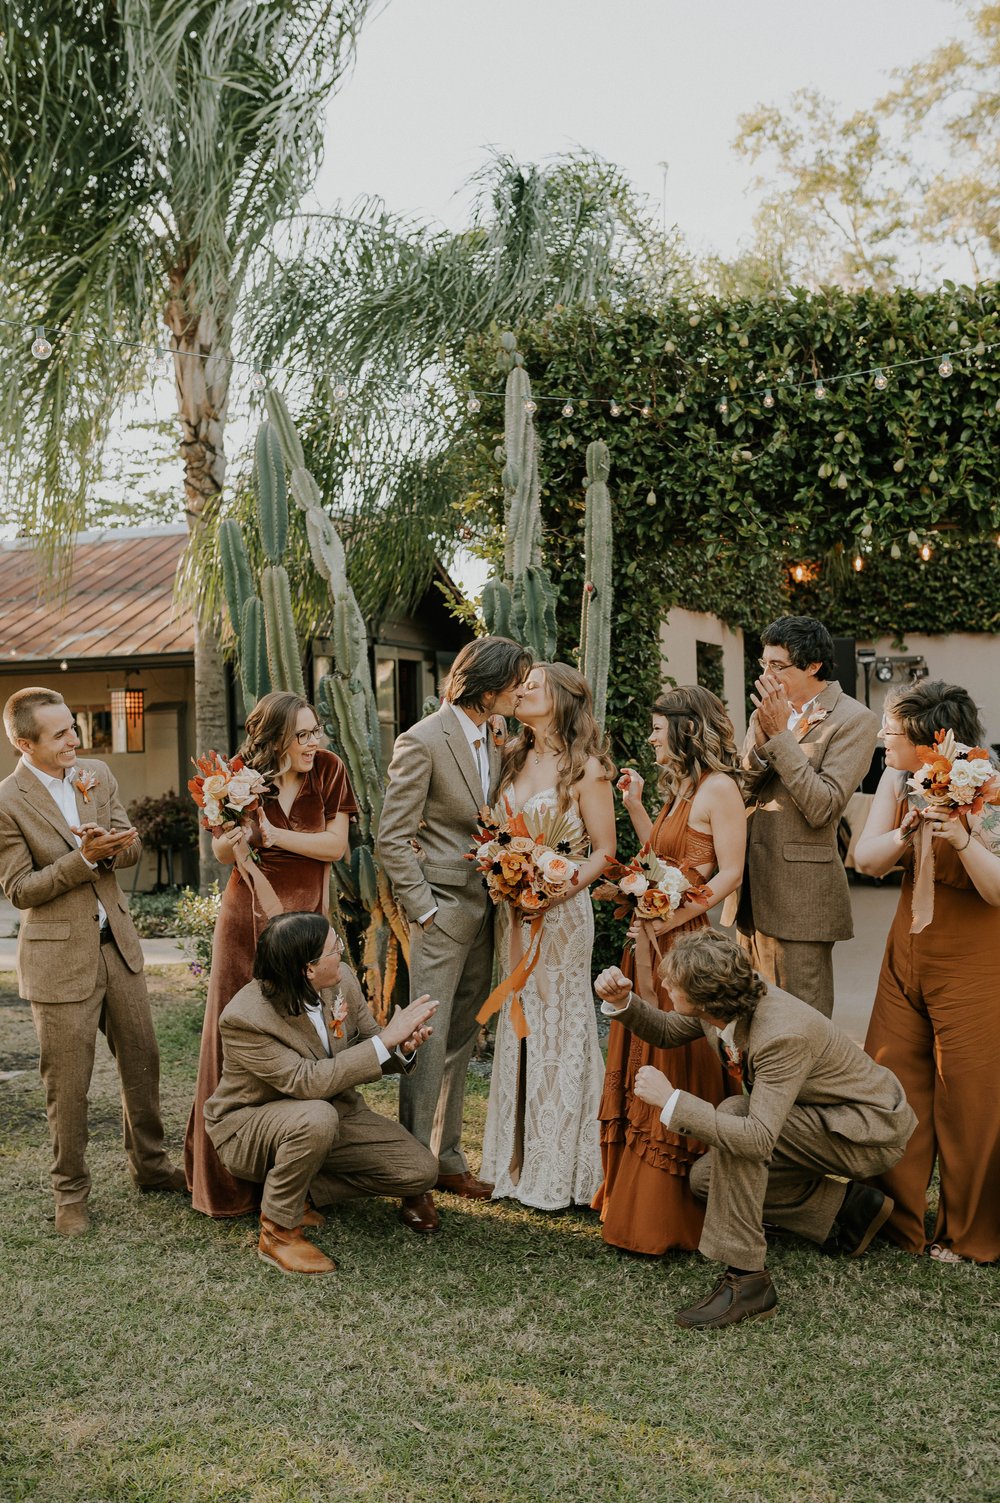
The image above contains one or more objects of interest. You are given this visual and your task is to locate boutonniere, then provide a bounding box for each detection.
[806,707,829,727]
[74,771,98,803]
[330,990,348,1040]
[488,714,507,748]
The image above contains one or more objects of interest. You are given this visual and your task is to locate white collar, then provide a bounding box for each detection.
[450,703,488,750]
[717,1019,740,1048]
[21,757,75,791]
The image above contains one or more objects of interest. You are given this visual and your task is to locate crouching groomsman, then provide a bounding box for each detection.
[205,911,440,1274]
[595,930,916,1329]
[0,687,184,1237]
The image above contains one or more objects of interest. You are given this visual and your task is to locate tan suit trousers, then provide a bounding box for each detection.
[740,931,835,1019]
[215,1097,437,1228]
[31,937,173,1204]
[690,1096,908,1269]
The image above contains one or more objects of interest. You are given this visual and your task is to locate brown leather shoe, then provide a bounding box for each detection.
[301,1199,326,1229]
[399,1192,440,1234]
[55,1202,90,1237]
[138,1167,188,1194]
[257,1214,336,1274]
[674,1269,778,1329]
[435,1171,494,1200]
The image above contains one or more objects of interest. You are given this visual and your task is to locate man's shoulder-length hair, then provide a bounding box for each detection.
[441,637,532,711]
[659,929,766,1024]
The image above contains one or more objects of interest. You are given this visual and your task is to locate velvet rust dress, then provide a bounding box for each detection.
[593,788,736,1253]
[184,749,357,1218]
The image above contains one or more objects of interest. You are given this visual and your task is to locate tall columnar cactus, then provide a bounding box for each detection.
[481,333,557,660]
[579,440,613,729]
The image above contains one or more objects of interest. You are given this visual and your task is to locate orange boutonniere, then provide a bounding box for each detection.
[74,771,98,803]
[330,991,348,1040]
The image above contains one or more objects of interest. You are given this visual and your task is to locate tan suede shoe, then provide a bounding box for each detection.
[55,1202,90,1237]
[301,1199,326,1229]
[257,1214,336,1275]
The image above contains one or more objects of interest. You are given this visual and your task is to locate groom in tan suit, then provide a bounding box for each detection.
[724,615,878,1017]
[0,687,183,1236]
[377,636,531,1229]
[596,930,915,1329]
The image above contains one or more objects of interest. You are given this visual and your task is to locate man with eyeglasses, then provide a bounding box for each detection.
[0,686,185,1237]
[205,911,440,1273]
[722,616,878,1018]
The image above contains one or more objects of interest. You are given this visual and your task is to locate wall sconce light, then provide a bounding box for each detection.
[111,687,145,753]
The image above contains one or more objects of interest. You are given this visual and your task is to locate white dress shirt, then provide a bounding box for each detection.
[22,758,106,926]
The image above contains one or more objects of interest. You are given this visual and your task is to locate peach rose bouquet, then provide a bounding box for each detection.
[188,751,272,847]
[467,803,584,913]
[595,843,711,923]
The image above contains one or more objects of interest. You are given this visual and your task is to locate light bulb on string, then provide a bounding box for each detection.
[873,369,888,390]
[791,563,807,584]
[152,346,171,378]
[853,554,864,573]
[561,401,574,418]
[919,542,933,561]
[466,395,481,415]
[609,400,623,417]
[890,542,902,559]
[938,355,953,377]
[716,395,728,415]
[640,399,653,419]
[762,389,775,409]
[523,398,537,415]
[250,370,267,392]
[814,380,827,400]
[31,326,52,360]
[332,380,348,402]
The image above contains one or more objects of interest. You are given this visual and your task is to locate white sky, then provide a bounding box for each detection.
[312,0,967,269]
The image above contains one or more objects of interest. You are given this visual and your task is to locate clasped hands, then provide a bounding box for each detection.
[751,667,792,743]
[594,967,673,1108]
[72,822,136,864]
[379,993,438,1056]
[907,806,970,851]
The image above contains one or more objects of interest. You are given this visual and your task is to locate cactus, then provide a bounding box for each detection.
[579,441,613,728]
[261,564,306,696]
[239,594,270,706]
[480,334,557,661]
[254,421,288,563]
[219,519,254,647]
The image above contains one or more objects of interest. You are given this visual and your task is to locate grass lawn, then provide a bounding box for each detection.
[0,968,996,1503]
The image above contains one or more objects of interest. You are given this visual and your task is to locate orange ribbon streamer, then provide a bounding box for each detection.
[476,913,544,1041]
[232,839,282,922]
[632,925,665,1004]
[910,818,935,934]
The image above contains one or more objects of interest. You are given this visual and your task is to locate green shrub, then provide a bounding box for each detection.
[128,790,199,851]
[128,890,182,937]
[173,883,222,1000]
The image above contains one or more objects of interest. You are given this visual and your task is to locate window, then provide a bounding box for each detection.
[72,690,144,754]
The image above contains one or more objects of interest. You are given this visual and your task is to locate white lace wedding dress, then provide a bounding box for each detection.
[481,789,604,1209]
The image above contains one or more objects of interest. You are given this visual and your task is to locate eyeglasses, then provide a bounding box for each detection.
[758,658,795,673]
[880,725,907,738]
[295,727,323,745]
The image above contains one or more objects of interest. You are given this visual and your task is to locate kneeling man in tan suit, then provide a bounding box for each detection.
[205,911,439,1274]
[596,930,915,1329]
[0,687,183,1237]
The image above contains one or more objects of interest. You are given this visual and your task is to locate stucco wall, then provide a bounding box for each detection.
[659,608,747,742]
[857,633,1000,744]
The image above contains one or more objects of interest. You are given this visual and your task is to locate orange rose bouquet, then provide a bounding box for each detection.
[468,804,584,913]
[188,751,271,843]
[907,729,1000,815]
[594,843,711,922]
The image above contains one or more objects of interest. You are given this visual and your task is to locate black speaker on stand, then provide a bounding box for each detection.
[831,637,857,698]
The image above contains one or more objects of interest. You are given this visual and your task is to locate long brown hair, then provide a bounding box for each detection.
[651,685,739,802]
[502,662,615,811]
[239,691,316,777]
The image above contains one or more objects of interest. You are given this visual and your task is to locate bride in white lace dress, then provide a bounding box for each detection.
[481,663,617,1209]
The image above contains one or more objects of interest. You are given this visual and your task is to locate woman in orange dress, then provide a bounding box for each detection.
[594,686,746,1253]
[185,691,357,1217]
[856,680,1000,1265]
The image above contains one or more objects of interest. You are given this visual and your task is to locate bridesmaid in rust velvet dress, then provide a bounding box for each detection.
[185,692,357,1217]
[594,686,746,1254]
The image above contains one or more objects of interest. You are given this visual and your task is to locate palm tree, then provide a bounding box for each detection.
[0,0,377,884]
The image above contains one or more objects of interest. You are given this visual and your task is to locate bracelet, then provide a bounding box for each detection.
[957,830,972,852]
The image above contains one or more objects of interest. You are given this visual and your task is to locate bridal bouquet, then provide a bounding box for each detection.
[594,844,711,923]
[468,803,584,913]
[907,729,1000,815]
[188,751,271,837]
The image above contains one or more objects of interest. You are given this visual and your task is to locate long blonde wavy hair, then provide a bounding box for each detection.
[501,662,616,812]
[651,685,739,802]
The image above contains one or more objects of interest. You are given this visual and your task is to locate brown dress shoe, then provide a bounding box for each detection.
[301,1199,326,1229]
[435,1171,494,1200]
[138,1167,189,1194]
[674,1269,778,1330]
[258,1214,336,1274]
[55,1202,90,1237]
[399,1193,440,1233]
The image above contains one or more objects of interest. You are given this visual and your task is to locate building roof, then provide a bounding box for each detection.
[0,526,194,664]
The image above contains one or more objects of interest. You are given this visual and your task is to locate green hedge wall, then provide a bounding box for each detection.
[461,285,999,965]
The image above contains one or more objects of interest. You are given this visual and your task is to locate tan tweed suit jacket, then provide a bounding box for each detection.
[376,701,502,943]
[0,758,144,1002]
[205,966,416,1149]
[722,681,878,943]
[616,982,916,1162]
